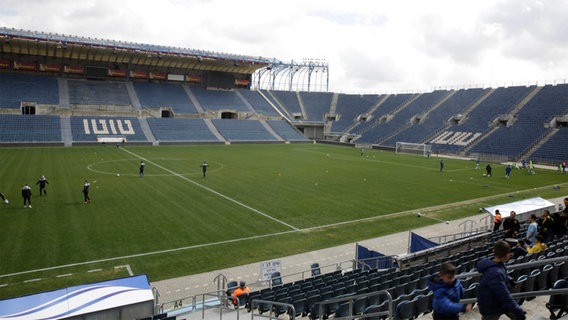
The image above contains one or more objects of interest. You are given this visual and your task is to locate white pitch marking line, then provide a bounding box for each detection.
[115,264,134,276]
[57,273,73,278]
[119,147,299,231]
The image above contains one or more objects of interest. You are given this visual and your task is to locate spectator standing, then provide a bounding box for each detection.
[476,240,525,320]
[493,210,502,232]
[82,180,91,204]
[21,184,32,208]
[35,175,49,196]
[539,210,554,243]
[502,211,520,238]
[428,262,472,319]
[559,198,568,237]
[440,159,444,172]
[525,214,538,246]
[552,210,566,239]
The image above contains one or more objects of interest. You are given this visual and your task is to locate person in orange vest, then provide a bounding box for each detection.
[493,209,502,231]
[232,281,250,306]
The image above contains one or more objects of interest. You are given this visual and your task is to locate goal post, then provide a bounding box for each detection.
[395,142,432,157]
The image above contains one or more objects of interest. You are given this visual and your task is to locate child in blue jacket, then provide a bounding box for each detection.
[428,262,472,320]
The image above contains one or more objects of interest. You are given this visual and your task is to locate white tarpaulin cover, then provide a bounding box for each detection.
[484,197,555,219]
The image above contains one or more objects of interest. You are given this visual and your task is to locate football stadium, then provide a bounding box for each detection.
[0,26,568,320]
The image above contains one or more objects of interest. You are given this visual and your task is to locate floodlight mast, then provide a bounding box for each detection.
[252,58,329,92]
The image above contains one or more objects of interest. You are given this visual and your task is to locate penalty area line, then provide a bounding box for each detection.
[119,147,299,231]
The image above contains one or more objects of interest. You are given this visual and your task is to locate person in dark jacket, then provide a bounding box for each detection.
[476,240,525,320]
[428,262,472,319]
[21,184,32,208]
[35,175,49,196]
[502,211,520,238]
[511,239,528,260]
[82,180,91,204]
[200,161,208,178]
[539,210,554,243]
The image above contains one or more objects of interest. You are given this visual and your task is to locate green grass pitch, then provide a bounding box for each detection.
[0,143,566,299]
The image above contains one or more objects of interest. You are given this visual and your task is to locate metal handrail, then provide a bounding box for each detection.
[462,288,568,304]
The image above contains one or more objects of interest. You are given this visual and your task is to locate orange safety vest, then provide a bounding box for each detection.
[494,213,502,224]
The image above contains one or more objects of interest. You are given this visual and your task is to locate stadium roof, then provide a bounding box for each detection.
[0,26,277,74]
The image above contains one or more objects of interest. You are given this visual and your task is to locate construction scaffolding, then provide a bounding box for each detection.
[252,58,329,92]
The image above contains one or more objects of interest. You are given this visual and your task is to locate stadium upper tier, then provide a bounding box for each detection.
[0,72,567,165]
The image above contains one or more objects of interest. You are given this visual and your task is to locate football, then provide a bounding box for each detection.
[3,199,8,204]
[116,173,120,177]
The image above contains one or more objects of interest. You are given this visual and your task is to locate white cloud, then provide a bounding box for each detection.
[1,0,568,92]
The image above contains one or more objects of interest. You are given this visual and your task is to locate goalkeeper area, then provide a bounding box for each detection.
[0,143,566,300]
[395,141,433,157]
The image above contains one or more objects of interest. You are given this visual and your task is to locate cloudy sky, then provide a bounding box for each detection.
[1,0,567,93]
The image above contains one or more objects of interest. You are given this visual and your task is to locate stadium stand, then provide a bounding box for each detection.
[265,120,308,141]
[381,88,488,146]
[298,91,334,122]
[67,79,132,107]
[134,82,199,114]
[0,114,61,143]
[146,118,221,142]
[238,89,280,117]
[355,90,450,147]
[190,86,251,112]
[330,93,383,133]
[270,90,304,119]
[530,128,568,164]
[70,116,147,142]
[211,119,279,142]
[469,84,568,160]
[431,85,535,154]
[0,73,59,108]
[0,69,567,163]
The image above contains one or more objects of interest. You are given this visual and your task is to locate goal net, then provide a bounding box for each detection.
[395,142,432,157]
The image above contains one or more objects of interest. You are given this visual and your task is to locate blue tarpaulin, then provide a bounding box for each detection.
[409,232,439,253]
[356,243,393,270]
